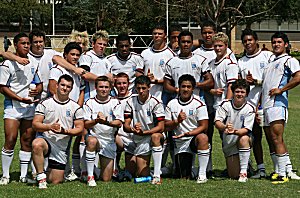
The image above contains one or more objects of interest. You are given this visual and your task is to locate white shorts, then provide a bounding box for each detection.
[120,135,135,155]
[97,138,116,160]
[4,106,35,120]
[264,107,288,126]
[174,137,194,155]
[222,133,253,157]
[44,137,68,165]
[132,135,152,156]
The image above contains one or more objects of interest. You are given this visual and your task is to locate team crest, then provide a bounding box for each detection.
[132,66,137,71]
[260,62,265,69]
[191,62,197,69]
[240,115,245,122]
[66,109,71,117]
[159,59,164,67]
[189,109,193,115]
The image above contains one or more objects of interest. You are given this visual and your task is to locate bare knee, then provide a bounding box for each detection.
[32,139,46,154]
[86,136,98,150]
[238,135,250,148]
[151,133,163,146]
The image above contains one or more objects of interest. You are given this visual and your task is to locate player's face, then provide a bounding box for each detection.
[242,35,258,55]
[136,83,150,101]
[179,35,193,56]
[201,26,215,45]
[15,37,30,57]
[170,31,180,47]
[115,77,129,96]
[65,49,81,65]
[272,38,288,56]
[57,78,73,97]
[117,40,130,57]
[152,29,167,45]
[213,40,227,58]
[233,87,247,104]
[93,38,108,56]
[179,81,194,101]
[31,36,45,55]
[96,81,111,99]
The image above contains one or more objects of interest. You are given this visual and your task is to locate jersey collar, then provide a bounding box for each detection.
[29,50,44,58]
[178,95,193,106]
[246,49,261,58]
[95,95,111,104]
[151,44,168,53]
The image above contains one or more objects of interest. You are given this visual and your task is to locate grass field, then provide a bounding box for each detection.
[0,89,300,198]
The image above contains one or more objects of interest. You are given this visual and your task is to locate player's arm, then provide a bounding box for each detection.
[163,77,178,94]
[63,119,84,136]
[29,83,43,98]
[77,89,85,107]
[123,117,136,133]
[196,72,214,90]
[233,128,249,136]
[186,119,208,136]
[226,83,233,99]
[0,85,35,104]
[48,79,57,96]
[165,119,179,131]
[214,120,227,132]
[0,51,29,65]
[142,120,165,135]
[269,71,300,96]
[32,114,56,132]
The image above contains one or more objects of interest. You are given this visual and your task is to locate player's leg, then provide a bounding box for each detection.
[115,134,124,176]
[237,135,251,182]
[195,133,210,183]
[226,154,240,179]
[85,136,99,186]
[174,152,193,179]
[125,152,136,178]
[48,168,65,184]
[151,133,164,183]
[0,119,20,185]
[136,155,151,177]
[99,155,114,182]
[206,111,215,176]
[264,126,278,178]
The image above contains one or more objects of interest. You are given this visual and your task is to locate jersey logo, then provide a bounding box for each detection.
[189,109,193,115]
[66,109,71,117]
[275,63,280,69]
[191,62,197,69]
[240,114,245,122]
[132,66,137,71]
[147,110,151,116]
[159,59,165,67]
[260,62,265,69]
[31,66,35,74]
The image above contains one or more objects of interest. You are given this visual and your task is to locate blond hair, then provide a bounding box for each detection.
[92,30,109,43]
[212,32,229,45]
[69,30,89,51]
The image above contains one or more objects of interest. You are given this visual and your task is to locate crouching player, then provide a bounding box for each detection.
[165,74,209,183]
[32,74,84,189]
[215,79,255,182]
[123,75,165,185]
[83,76,123,186]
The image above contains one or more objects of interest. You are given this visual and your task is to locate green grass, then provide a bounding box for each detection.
[0,88,300,197]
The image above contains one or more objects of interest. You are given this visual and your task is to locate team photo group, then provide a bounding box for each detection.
[0,20,299,189]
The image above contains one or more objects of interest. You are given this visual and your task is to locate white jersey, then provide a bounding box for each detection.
[83,96,123,144]
[262,53,300,109]
[83,50,112,99]
[209,55,239,109]
[124,94,165,142]
[238,50,272,106]
[107,52,144,92]
[29,49,61,96]
[141,45,175,99]
[0,56,41,109]
[164,54,209,97]
[35,96,83,152]
[49,65,82,102]
[117,93,134,138]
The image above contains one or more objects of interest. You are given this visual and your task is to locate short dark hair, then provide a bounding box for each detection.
[231,79,250,95]
[115,72,129,83]
[178,74,196,88]
[58,74,74,86]
[116,33,131,46]
[271,32,289,44]
[153,22,167,34]
[64,42,82,55]
[241,28,258,42]
[29,29,46,43]
[135,75,151,87]
[169,24,182,36]
[95,75,112,88]
[201,20,217,33]
[178,30,193,43]
[13,32,28,45]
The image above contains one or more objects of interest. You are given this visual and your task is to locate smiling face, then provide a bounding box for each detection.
[65,49,81,65]
[31,36,45,55]
[96,80,111,100]
[57,78,73,98]
[115,76,129,97]
[242,35,259,55]
[272,37,288,56]
[233,87,247,106]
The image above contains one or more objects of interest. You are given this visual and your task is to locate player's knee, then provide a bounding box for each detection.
[151,133,163,145]
[196,133,208,143]
[86,136,98,149]
[238,135,250,147]
[4,137,17,150]
[32,139,45,153]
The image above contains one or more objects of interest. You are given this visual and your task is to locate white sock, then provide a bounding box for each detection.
[94,153,99,168]
[44,157,48,172]
[31,160,36,175]
[257,163,266,172]
[197,149,210,177]
[86,150,96,177]
[286,153,293,173]
[36,172,46,181]
[206,144,212,172]
[239,147,251,174]
[152,146,163,178]
[277,153,287,177]
[72,153,81,174]
[1,148,14,178]
[19,150,31,178]
[270,152,278,173]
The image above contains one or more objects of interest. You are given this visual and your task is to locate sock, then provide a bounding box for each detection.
[270,152,278,173]
[152,146,163,178]
[161,142,168,168]
[197,149,210,177]
[44,157,49,172]
[36,172,46,181]
[1,148,14,178]
[277,153,287,177]
[94,153,99,168]
[19,150,31,178]
[113,156,118,175]
[86,150,96,177]
[257,163,266,172]
[31,160,36,175]
[286,153,293,173]
[72,153,81,174]
[206,144,212,172]
[239,147,251,174]
[64,151,71,175]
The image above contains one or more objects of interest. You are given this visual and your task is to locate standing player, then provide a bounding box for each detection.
[32,74,84,189]
[0,33,42,185]
[165,74,209,183]
[261,32,300,184]
[123,75,165,184]
[215,79,255,182]
[107,33,144,93]
[83,76,123,186]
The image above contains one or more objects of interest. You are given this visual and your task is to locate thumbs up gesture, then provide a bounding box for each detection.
[177,109,187,123]
[147,68,155,82]
[246,70,254,84]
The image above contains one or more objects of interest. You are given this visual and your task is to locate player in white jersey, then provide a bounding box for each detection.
[261,32,300,184]
[124,75,165,185]
[238,29,273,179]
[107,33,144,93]
[209,32,239,110]
[0,33,43,185]
[49,42,84,104]
[164,30,214,99]
[32,75,84,189]
[215,79,255,182]
[165,74,209,183]
[141,23,175,102]
[83,76,123,186]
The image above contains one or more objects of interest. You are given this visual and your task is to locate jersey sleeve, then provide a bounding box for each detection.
[135,55,144,72]
[0,63,11,86]
[286,58,300,75]
[164,60,172,80]
[214,103,227,122]
[225,63,239,84]
[74,107,84,120]
[49,67,63,81]
[35,102,46,115]
[83,104,92,121]
[201,58,210,73]
[243,107,255,131]
[113,103,124,122]
[165,105,172,121]
[79,54,92,67]
[196,105,209,121]
[124,100,133,119]
[153,102,165,121]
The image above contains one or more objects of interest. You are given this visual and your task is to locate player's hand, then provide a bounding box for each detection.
[177,110,186,123]
[74,67,85,76]
[246,70,255,85]
[269,88,282,96]
[225,122,235,134]
[16,57,30,65]
[50,119,61,133]
[134,122,144,134]
[97,112,107,124]
[172,42,179,51]
[21,97,39,104]
[29,87,39,97]
[210,88,224,96]
[255,112,262,124]
[147,69,155,82]
[172,133,185,139]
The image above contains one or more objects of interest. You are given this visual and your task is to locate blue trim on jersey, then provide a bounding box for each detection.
[84,83,91,102]
[274,66,291,108]
[4,98,13,109]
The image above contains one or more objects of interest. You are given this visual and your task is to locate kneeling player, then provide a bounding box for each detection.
[83,76,123,186]
[165,74,209,183]
[32,75,84,189]
[215,79,255,182]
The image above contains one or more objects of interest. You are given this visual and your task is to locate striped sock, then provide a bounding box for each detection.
[197,149,210,177]
[19,150,31,178]
[239,147,251,174]
[86,150,96,177]
[152,146,163,177]
[1,148,14,178]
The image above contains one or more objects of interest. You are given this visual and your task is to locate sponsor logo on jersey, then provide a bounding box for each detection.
[66,109,71,117]
[159,59,164,67]
[240,114,245,122]
[189,109,193,115]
